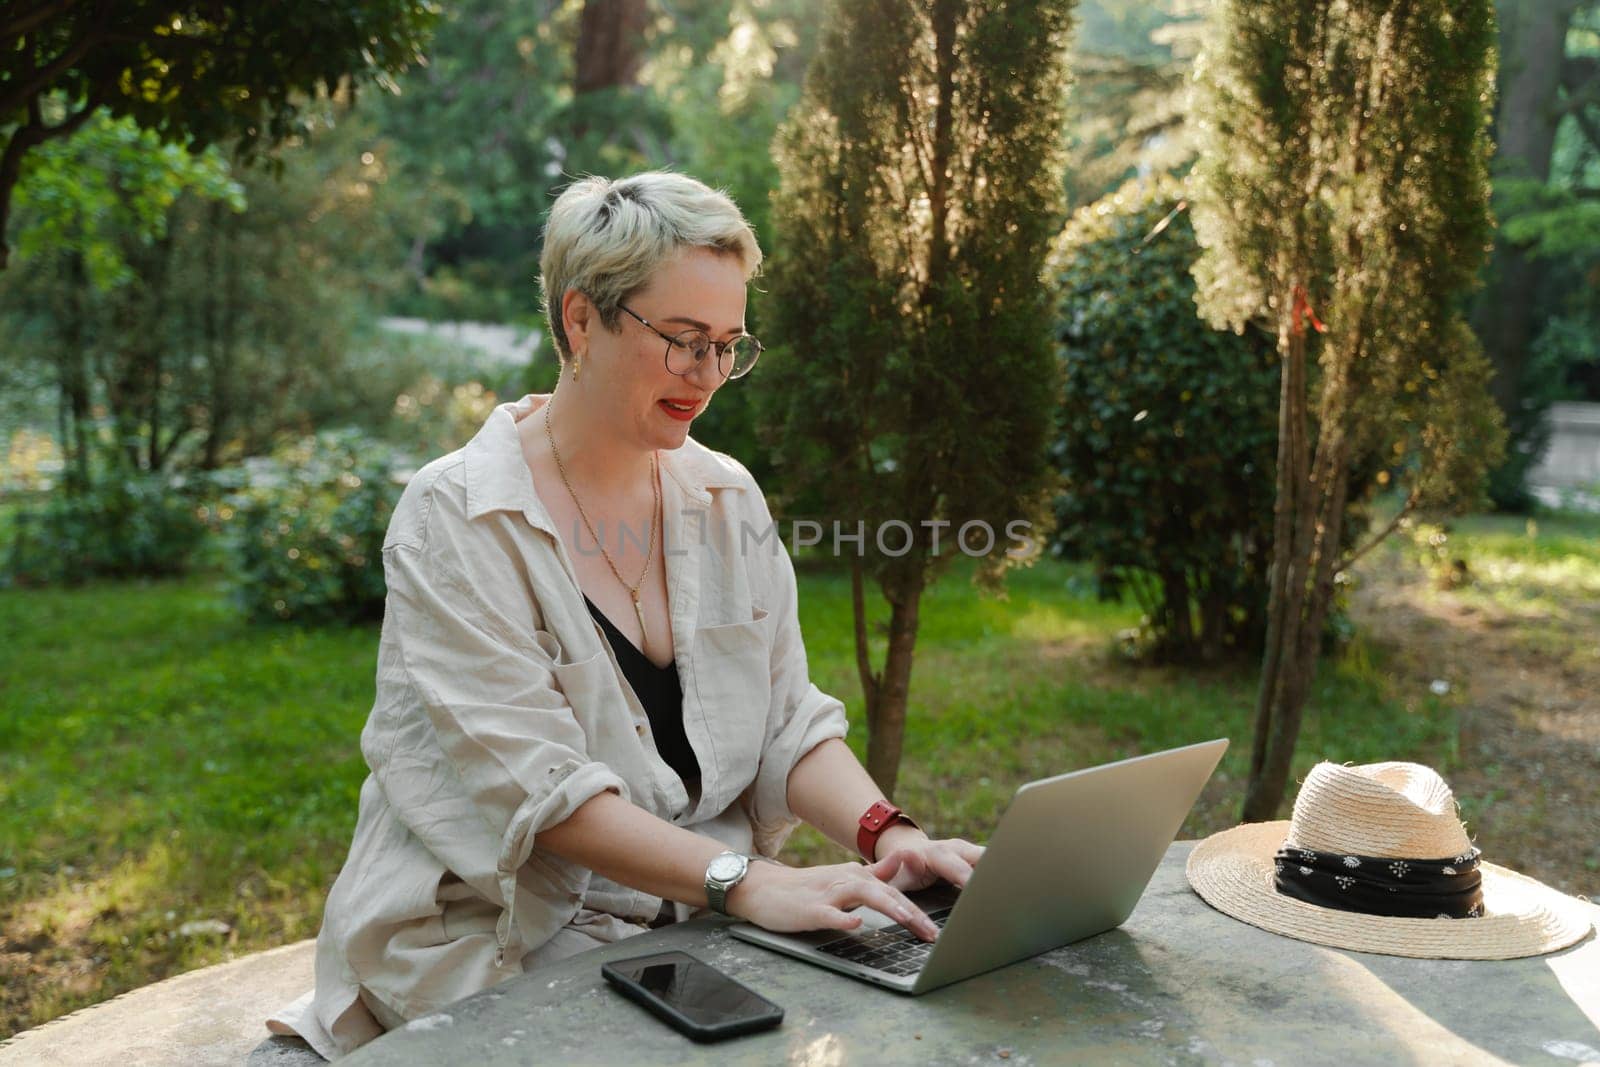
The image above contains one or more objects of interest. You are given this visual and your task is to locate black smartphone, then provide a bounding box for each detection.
[601,950,783,1042]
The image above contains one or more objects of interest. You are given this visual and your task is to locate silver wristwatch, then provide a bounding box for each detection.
[704,850,750,916]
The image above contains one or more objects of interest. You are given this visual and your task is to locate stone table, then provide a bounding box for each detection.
[293,843,1600,1066]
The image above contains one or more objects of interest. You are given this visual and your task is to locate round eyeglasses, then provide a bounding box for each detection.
[618,304,763,380]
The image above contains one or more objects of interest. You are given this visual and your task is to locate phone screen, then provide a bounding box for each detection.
[607,952,777,1028]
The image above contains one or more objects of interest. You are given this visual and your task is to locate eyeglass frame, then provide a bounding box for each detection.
[616,303,764,380]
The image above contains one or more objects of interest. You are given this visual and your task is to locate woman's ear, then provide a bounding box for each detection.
[561,288,592,354]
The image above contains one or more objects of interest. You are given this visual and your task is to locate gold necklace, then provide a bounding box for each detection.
[544,402,660,644]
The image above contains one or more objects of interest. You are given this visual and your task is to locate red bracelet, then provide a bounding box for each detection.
[857,800,920,862]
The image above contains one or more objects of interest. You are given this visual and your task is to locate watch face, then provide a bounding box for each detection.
[708,854,744,882]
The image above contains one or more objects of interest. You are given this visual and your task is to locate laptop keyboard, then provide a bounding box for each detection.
[815,906,955,977]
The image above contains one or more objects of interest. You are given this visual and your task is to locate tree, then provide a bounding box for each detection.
[764,0,1073,797]
[2,107,242,491]
[1473,0,1600,504]
[1,98,435,483]
[0,0,436,268]
[1189,0,1507,819]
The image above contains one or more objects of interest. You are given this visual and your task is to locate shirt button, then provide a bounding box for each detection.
[636,723,647,736]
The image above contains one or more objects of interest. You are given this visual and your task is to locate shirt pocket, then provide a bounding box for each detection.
[546,638,623,739]
[688,605,773,785]
[540,627,617,724]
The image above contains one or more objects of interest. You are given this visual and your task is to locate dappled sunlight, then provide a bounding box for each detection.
[1007,601,1128,643]
[0,836,326,1037]
[10,839,186,947]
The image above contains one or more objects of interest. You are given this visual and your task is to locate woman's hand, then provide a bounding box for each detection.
[870,825,986,894]
[724,856,944,941]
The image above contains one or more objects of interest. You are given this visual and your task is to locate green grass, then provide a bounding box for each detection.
[0,574,378,1033]
[1403,510,1600,671]
[0,555,1452,1037]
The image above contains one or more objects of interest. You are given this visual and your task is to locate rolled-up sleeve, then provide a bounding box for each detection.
[379,529,628,959]
[739,485,849,855]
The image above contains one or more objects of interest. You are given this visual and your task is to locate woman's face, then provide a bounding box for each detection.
[563,246,746,453]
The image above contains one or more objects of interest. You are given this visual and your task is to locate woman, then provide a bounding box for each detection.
[268,171,983,1059]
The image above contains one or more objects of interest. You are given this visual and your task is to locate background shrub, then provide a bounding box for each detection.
[1047,178,1280,662]
[2,472,211,588]
[214,428,406,624]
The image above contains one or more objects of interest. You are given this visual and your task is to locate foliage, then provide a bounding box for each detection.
[386,376,502,458]
[1189,0,1506,819]
[0,108,244,492]
[1482,172,1600,507]
[1469,0,1600,507]
[370,0,705,322]
[211,429,405,624]
[9,108,245,290]
[364,0,568,321]
[0,100,437,482]
[648,0,820,251]
[1,472,210,589]
[1048,179,1279,661]
[765,0,1074,795]
[1496,177,1600,259]
[0,0,437,268]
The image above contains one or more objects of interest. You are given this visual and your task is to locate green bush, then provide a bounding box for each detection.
[214,428,406,624]
[1047,179,1280,662]
[2,473,211,588]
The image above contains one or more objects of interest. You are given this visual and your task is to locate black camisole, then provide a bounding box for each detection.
[582,594,700,783]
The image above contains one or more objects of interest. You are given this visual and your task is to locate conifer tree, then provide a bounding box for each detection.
[1188,0,1506,818]
[764,0,1074,797]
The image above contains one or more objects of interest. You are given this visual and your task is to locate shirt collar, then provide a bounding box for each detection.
[461,392,747,528]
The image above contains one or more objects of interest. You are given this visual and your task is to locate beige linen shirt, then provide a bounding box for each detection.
[266,392,848,1059]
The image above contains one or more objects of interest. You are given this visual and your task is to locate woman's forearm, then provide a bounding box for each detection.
[537,788,735,909]
[539,736,928,910]
[534,779,925,929]
[786,737,928,859]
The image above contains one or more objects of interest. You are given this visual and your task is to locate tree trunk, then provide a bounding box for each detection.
[571,0,648,141]
[1199,580,1227,663]
[864,570,925,801]
[1472,0,1583,418]
[574,0,648,93]
[1245,281,1363,819]
[58,250,93,493]
[1160,568,1194,657]
[140,230,175,471]
[1246,455,1352,820]
[853,0,956,800]
[200,203,238,470]
[850,556,879,711]
[1247,295,1307,810]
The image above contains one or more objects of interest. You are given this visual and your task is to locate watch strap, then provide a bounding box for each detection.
[857,800,920,862]
[704,851,748,916]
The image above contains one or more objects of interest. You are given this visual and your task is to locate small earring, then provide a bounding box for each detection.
[573,349,584,381]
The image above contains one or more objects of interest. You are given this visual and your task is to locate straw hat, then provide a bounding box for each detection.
[1186,761,1595,959]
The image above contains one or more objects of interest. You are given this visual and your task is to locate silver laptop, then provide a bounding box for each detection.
[729,738,1228,994]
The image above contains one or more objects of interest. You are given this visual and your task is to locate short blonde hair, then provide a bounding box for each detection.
[538,171,763,363]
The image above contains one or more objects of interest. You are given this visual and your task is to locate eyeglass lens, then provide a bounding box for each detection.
[667,331,761,378]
